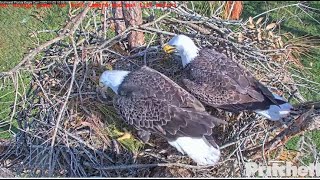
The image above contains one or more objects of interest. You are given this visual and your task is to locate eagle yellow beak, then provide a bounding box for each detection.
[163,44,176,54]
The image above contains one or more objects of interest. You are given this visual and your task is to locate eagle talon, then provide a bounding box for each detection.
[116,132,132,141]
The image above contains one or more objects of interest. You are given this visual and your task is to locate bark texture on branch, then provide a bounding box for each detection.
[112,1,126,35]
[112,1,145,49]
[123,1,145,49]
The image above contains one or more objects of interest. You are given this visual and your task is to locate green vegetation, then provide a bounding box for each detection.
[98,104,144,153]
[242,1,320,37]
[285,131,320,164]
[0,5,69,138]
[285,135,300,151]
[243,1,320,101]
[241,1,320,153]
[0,5,69,71]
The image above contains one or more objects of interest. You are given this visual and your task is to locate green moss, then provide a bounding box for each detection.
[0,5,69,139]
[285,135,300,150]
[306,130,320,151]
[285,131,320,165]
[98,104,144,153]
[0,5,68,71]
[106,123,144,153]
[0,70,32,139]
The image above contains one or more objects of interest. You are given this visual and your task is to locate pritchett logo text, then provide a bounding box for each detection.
[245,162,320,177]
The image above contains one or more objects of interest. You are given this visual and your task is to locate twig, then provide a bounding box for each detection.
[98,12,171,50]
[298,6,320,25]
[8,74,19,132]
[167,18,211,35]
[0,2,93,77]
[138,26,177,36]
[144,33,157,65]
[244,106,315,156]
[214,1,226,16]
[227,1,236,20]
[220,129,267,150]
[248,3,300,22]
[90,162,214,171]
[48,36,81,175]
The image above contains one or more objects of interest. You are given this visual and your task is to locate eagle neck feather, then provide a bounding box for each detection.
[181,47,200,67]
[108,71,130,94]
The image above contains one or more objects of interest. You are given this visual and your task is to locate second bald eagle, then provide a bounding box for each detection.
[163,35,292,121]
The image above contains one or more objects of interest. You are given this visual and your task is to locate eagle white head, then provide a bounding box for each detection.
[99,70,130,94]
[163,35,200,67]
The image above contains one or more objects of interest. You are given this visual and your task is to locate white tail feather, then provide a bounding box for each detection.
[168,137,220,166]
[255,93,293,121]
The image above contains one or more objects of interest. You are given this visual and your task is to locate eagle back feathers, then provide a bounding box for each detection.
[113,66,226,140]
[183,48,282,112]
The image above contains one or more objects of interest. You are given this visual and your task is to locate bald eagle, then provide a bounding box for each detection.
[99,66,226,166]
[163,35,293,121]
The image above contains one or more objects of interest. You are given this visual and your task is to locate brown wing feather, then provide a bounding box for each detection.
[114,66,226,140]
[183,48,278,112]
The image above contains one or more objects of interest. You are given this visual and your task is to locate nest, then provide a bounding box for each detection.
[0,2,320,178]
